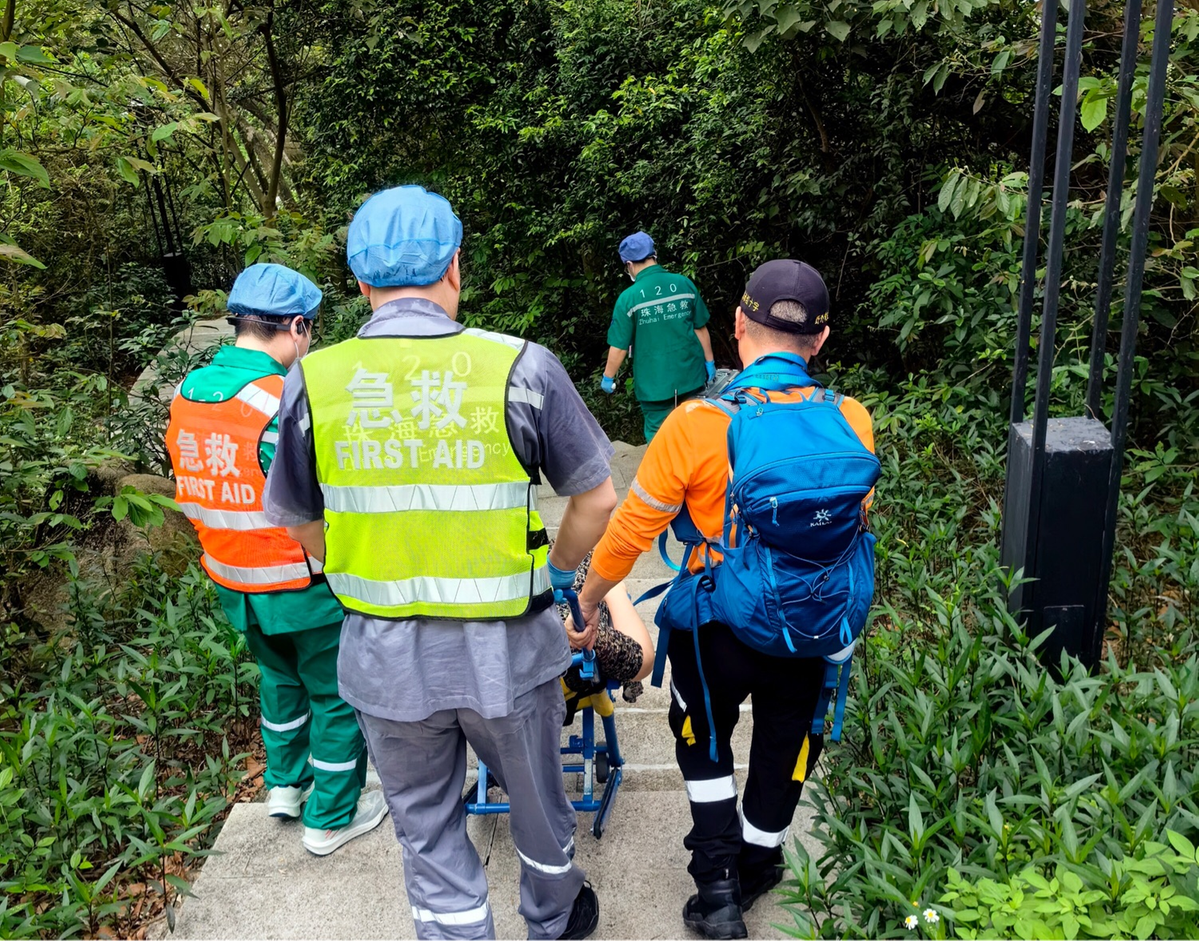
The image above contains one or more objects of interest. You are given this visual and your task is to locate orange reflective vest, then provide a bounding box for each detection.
[165,374,319,593]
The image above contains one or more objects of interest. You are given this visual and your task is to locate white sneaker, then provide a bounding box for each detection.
[267,784,314,820]
[301,791,388,856]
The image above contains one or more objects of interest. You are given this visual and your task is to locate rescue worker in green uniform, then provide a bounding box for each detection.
[165,263,387,856]
[600,231,715,442]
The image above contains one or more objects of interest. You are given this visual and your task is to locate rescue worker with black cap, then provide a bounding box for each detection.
[578,260,875,939]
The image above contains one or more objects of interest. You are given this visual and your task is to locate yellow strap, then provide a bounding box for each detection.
[681,715,696,746]
[574,692,616,717]
[792,734,811,783]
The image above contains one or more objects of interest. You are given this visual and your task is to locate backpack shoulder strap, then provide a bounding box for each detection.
[811,387,843,406]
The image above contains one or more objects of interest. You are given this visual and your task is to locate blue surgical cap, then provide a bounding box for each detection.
[228,263,322,319]
[346,185,463,287]
[618,231,655,263]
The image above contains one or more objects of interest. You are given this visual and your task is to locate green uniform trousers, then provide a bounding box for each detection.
[243,621,367,829]
[640,386,705,443]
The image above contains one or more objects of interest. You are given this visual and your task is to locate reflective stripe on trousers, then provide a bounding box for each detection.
[515,847,573,876]
[326,566,550,609]
[260,711,310,733]
[685,775,738,803]
[311,755,362,773]
[740,805,789,847]
[320,480,531,514]
[202,553,314,586]
[412,903,491,927]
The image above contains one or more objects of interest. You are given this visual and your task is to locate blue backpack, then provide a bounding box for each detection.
[641,353,880,760]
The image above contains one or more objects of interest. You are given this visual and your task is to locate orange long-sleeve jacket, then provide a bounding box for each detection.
[590,385,875,583]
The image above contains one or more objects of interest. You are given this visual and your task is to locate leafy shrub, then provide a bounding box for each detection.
[777,581,1199,939]
[0,558,257,939]
[939,835,1199,940]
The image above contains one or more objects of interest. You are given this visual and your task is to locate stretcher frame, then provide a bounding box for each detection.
[464,654,627,839]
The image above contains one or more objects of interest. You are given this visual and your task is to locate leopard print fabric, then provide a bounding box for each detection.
[557,553,645,703]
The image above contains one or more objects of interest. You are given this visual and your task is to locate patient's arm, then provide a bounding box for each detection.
[602,582,654,682]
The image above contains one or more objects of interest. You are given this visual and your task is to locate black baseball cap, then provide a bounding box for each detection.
[739,259,830,334]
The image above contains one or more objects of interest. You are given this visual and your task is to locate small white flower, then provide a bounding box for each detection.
[924,908,940,924]
[905,914,919,930]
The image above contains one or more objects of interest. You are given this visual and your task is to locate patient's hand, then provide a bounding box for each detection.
[564,609,598,651]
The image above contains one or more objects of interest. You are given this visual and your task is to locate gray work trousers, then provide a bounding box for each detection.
[358,678,584,940]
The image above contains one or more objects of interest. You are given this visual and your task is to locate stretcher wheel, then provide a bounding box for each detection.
[595,752,610,784]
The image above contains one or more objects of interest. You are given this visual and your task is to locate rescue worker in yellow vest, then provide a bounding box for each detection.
[165,263,388,856]
[262,186,615,940]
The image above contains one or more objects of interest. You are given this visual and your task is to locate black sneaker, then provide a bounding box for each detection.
[739,863,784,913]
[558,882,599,940]
[682,879,748,940]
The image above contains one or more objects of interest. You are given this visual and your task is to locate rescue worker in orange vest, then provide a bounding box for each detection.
[165,263,388,856]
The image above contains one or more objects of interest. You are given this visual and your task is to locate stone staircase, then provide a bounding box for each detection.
[169,415,822,939]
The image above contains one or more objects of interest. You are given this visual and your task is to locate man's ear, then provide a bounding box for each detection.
[444,250,462,292]
[809,325,831,357]
[733,306,747,341]
[358,280,372,300]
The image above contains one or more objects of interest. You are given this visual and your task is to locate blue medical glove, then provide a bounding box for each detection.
[548,559,577,593]
[600,375,616,394]
[705,360,716,381]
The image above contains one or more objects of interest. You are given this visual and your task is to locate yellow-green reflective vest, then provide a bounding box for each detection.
[301,328,550,620]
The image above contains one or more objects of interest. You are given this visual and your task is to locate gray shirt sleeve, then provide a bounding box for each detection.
[262,361,326,527]
[507,343,614,497]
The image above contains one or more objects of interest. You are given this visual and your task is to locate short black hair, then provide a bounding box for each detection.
[743,300,821,354]
[231,313,306,342]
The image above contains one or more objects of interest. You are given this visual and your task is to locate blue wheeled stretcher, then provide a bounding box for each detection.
[464,590,626,839]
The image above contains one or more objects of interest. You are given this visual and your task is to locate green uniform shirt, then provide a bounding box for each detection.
[606,264,710,403]
[180,345,344,635]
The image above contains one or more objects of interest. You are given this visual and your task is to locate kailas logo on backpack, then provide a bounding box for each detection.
[706,361,881,665]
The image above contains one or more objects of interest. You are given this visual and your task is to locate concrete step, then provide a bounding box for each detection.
[133,315,233,403]
[172,784,821,940]
[464,703,757,793]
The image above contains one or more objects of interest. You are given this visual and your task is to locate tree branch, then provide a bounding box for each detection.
[2,0,15,43]
[259,1,288,219]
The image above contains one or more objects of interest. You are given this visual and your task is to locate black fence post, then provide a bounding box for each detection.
[1010,0,1061,426]
[1085,0,1144,418]
[1001,0,1174,669]
[1092,0,1176,666]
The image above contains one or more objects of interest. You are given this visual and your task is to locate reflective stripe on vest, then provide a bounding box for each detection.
[235,382,281,415]
[301,329,549,620]
[181,504,273,531]
[201,553,316,587]
[319,481,531,514]
[167,374,315,594]
[326,565,551,611]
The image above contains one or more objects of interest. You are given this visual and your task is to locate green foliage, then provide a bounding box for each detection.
[0,559,256,939]
[0,371,122,597]
[94,486,179,528]
[777,592,1199,938]
[939,840,1199,940]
